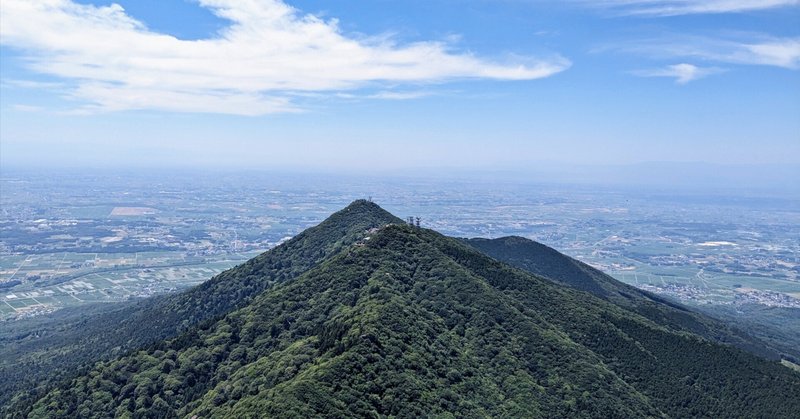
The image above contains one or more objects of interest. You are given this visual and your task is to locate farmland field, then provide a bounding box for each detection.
[0,251,262,319]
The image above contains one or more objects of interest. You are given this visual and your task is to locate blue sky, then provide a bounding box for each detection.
[0,0,798,171]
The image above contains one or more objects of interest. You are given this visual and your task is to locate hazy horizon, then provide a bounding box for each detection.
[2,162,798,196]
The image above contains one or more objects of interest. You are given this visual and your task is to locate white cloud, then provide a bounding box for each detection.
[632,63,724,83]
[608,35,800,69]
[0,0,569,115]
[739,39,800,68]
[336,90,434,101]
[367,91,433,100]
[580,0,799,16]
[1,79,66,90]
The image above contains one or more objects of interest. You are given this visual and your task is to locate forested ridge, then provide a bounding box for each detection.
[10,204,799,418]
[0,200,402,413]
[463,236,788,360]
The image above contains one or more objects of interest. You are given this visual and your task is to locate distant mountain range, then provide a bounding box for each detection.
[4,201,798,418]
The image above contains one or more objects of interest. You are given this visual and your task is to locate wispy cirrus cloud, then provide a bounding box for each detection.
[0,0,569,116]
[336,91,435,101]
[605,35,800,69]
[632,63,725,83]
[578,0,799,16]
[1,79,66,90]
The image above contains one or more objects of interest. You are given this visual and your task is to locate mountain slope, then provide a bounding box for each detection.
[0,200,402,411]
[22,217,800,418]
[462,236,637,300]
[463,236,784,360]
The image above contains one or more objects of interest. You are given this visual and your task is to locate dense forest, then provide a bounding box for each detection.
[463,236,790,360]
[699,303,800,362]
[7,202,798,418]
[0,201,402,412]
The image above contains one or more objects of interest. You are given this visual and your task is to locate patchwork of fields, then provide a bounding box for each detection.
[1,172,798,320]
[0,251,261,319]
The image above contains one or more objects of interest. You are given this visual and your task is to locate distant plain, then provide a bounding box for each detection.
[1,169,798,320]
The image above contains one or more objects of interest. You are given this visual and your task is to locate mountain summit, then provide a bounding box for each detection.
[10,202,800,418]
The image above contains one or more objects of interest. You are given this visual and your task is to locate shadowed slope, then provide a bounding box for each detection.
[463,236,783,360]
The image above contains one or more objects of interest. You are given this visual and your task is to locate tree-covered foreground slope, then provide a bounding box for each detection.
[463,236,788,360]
[20,205,800,418]
[0,201,402,412]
